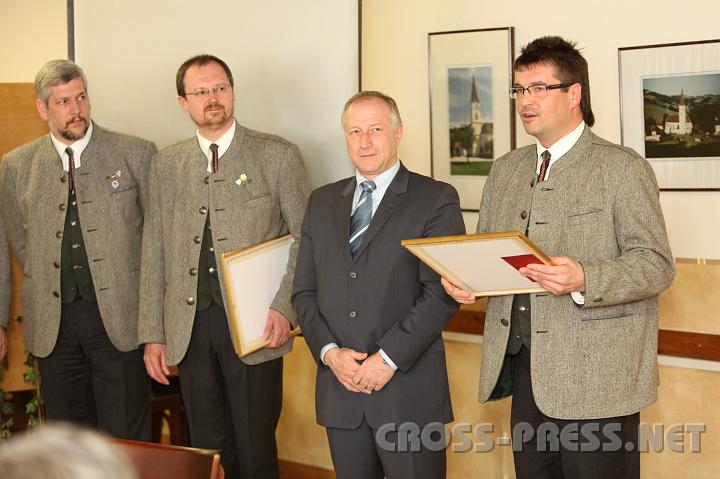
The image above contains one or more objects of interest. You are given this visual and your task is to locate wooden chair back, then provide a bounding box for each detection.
[113,439,223,479]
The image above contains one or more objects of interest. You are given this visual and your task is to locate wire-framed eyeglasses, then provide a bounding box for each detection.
[509,82,575,99]
[185,84,232,99]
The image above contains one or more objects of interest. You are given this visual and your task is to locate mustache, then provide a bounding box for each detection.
[204,103,225,113]
[65,115,87,128]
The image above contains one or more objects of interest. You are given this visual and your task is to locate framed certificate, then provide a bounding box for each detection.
[402,231,552,297]
[220,235,299,357]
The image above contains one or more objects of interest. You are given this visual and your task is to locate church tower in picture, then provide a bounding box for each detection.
[470,75,483,156]
[664,89,693,135]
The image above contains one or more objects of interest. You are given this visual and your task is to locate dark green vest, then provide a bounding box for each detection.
[507,294,532,353]
[60,187,97,303]
[196,215,224,311]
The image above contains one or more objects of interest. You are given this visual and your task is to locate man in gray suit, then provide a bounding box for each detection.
[0,59,156,439]
[139,54,310,479]
[443,37,675,478]
[292,91,465,479]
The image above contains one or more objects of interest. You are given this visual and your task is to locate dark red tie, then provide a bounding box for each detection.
[65,146,76,191]
[537,150,551,182]
[210,143,219,174]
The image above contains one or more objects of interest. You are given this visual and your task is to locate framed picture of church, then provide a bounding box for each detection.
[429,27,515,210]
[619,39,720,191]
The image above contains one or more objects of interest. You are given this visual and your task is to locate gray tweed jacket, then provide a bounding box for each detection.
[0,123,157,356]
[137,123,310,366]
[477,127,675,420]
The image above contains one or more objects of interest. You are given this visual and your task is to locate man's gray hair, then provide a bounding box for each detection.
[0,424,136,479]
[34,59,88,104]
[341,90,402,130]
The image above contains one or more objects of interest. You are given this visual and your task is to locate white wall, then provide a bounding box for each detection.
[73,0,359,187]
[362,0,719,259]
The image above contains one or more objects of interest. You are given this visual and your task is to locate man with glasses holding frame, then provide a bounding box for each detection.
[139,54,310,479]
[443,37,674,478]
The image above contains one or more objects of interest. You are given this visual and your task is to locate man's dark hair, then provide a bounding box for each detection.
[514,36,595,127]
[176,54,234,97]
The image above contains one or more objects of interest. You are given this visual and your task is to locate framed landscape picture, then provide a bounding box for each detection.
[429,27,515,210]
[619,39,720,190]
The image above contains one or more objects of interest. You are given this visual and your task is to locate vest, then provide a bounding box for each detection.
[196,215,224,311]
[60,187,97,303]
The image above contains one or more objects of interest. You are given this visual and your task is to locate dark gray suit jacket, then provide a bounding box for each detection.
[292,163,465,429]
[0,124,157,356]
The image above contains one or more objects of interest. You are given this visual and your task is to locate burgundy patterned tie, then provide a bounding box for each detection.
[65,146,76,191]
[537,150,551,182]
[210,143,219,174]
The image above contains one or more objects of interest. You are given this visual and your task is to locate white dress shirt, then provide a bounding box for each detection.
[197,120,236,171]
[50,121,94,171]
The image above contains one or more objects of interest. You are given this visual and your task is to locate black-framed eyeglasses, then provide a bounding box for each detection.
[185,84,232,99]
[509,83,575,99]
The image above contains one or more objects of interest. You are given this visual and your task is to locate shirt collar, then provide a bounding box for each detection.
[50,121,94,172]
[535,120,585,164]
[355,159,401,191]
[197,120,237,172]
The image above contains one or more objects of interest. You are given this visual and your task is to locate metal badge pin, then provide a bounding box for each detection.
[235,173,250,186]
[111,180,120,189]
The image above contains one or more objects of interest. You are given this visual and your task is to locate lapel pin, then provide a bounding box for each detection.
[235,174,250,186]
[111,180,120,189]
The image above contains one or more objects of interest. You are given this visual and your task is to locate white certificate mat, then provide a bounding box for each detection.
[402,231,552,297]
[220,235,298,357]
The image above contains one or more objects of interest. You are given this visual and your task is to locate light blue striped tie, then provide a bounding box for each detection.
[349,180,376,257]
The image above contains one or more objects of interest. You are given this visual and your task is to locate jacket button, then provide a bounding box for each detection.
[500,318,509,326]
[349,311,357,318]
[53,261,60,268]
[530,179,535,188]
[350,272,357,279]
[60,176,67,183]
[53,291,60,297]
[520,210,528,220]
[194,236,202,244]
[199,206,208,214]
[189,268,197,276]
[186,297,196,305]
[56,231,63,239]
[59,203,66,211]
[204,176,209,184]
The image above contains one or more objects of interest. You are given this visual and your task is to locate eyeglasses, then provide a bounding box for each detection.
[185,84,232,98]
[509,83,575,99]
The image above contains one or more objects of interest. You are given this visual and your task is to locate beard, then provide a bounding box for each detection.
[59,116,89,141]
[202,102,232,126]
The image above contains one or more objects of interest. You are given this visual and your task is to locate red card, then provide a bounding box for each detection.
[501,254,544,279]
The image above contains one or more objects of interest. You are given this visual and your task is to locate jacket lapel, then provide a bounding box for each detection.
[334,177,356,267]
[546,126,593,181]
[351,162,409,262]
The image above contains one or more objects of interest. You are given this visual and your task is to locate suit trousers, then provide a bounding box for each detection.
[510,346,640,479]
[37,298,151,440]
[326,416,447,479]
[177,303,283,479]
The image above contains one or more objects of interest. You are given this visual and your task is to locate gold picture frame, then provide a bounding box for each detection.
[220,235,300,357]
[402,231,552,297]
